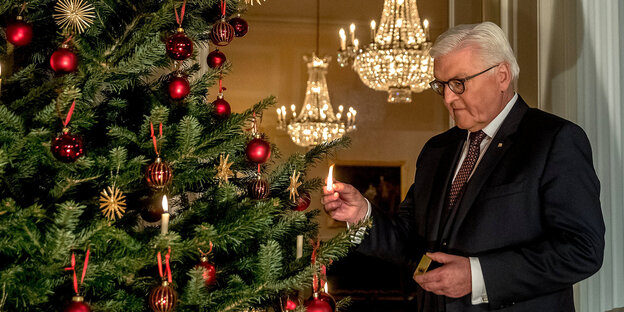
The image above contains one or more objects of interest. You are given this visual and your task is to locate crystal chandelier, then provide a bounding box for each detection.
[337,0,434,103]
[277,54,356,147]
[277,0,356,147]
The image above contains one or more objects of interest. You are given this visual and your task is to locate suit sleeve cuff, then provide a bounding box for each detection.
[470,257,489,304]
[346,199,371,244]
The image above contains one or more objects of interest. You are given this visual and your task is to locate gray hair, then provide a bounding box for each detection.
[429,22,520,83]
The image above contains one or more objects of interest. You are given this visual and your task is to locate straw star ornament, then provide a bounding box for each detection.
[99,186,127,221]
[215,154,234,185]
[54,0,95,34]
[287,170,302,202]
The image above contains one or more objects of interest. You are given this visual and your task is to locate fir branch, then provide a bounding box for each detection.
[176,115,203,159]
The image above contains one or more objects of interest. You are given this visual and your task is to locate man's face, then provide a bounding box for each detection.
[433,47,508,132]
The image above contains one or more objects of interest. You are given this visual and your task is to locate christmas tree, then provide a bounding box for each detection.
[0,0,359,311]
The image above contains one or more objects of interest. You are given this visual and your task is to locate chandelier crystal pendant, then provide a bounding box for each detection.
[337,0,434,103]
[277,54,356,147]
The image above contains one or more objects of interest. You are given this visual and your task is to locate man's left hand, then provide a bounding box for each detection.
[413,252,472,298]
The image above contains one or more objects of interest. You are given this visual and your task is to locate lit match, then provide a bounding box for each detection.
[326,164,334,191]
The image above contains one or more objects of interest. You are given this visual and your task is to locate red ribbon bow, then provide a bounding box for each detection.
[64,248,91,295]
[157,247,173,283]
[150,122,163,155]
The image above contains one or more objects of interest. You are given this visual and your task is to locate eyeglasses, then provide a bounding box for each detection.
[429,64,499,96]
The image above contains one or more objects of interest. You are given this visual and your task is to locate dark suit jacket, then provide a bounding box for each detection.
[358,96,605,311]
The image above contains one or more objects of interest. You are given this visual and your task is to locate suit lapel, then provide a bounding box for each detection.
[425,129,465,247]
[441,97,530,242]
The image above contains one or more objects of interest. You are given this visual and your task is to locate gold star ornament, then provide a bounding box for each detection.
[54,0,95,34]
[215,154,234,185]
[99,186,127,221]
[245,0,267,5]
[287,170,302,202]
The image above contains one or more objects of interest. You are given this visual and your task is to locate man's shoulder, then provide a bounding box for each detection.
[521,107,584,135]
[424,127,465,148]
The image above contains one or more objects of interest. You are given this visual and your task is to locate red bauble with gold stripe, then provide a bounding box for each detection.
[166,28,193,60]
[249,177,270,199]
[149,281,177,312]
[210,18,235,46]
[146,157,173,189]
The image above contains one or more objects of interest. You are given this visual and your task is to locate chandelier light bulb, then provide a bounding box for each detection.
[339,28,347,50]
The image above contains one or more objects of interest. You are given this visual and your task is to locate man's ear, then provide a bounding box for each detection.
[498,62,512,91]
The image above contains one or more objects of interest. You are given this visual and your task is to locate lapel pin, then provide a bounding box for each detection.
[497,143,503,148]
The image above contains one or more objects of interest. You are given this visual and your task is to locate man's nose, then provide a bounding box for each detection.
[443,84,459,104]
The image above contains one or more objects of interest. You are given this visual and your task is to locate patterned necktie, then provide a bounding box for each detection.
[446,130,487,210]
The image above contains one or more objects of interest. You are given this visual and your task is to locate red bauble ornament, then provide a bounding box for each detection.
[293,192,311,211]
[6,16,33,46]
[284,299,298,311]
[195,256,217,287]
[168,75,190,100]
[64,296,91,312]
[149,281,177,312]
[249,177,270,199]
[212,96,231,118]
[166,28,193,60]
[146,157,173,189]
[245,136,271,164]
[304,292,336,312]
[51,129,84,163]
[207,49,226,69]
[50,45,78,74]
[210,18,235,46]
[229,16,248,37]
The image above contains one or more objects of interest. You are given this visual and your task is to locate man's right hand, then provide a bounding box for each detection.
[321,181,368,224]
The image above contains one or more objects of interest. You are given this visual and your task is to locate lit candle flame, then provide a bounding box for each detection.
[162,195,168,213]
[326,164,334,191]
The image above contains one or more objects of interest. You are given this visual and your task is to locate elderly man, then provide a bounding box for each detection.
[322,22,604,311]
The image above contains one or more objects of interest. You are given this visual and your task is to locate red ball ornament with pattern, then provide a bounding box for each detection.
[293,192,311,211]
[195,256,217,287]
[168,75,190,100]
[146,157,173,189]
[149,281,177,312]
[6,16,33,46]
[229,15,248,37]
[212,96,231,118]
[207,49,226,69]
[304,292,336,312]
[249,177,270,199]
[245,136,271,164]
[50,45,78,74]
[166,29,193,60]
[210,18,235,46]
[51,129,84,163]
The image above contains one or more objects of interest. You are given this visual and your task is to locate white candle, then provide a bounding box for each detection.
[339,28,346,50]
[370,20,376,42]
[423,19,430,40]
[296,235,303,259]
[161,195,169,234]
[326,164,334,191]
[353,39,359,50]
[349,23,356,44]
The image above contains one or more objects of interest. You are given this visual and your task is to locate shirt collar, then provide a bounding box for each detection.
[471,93,518,139]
